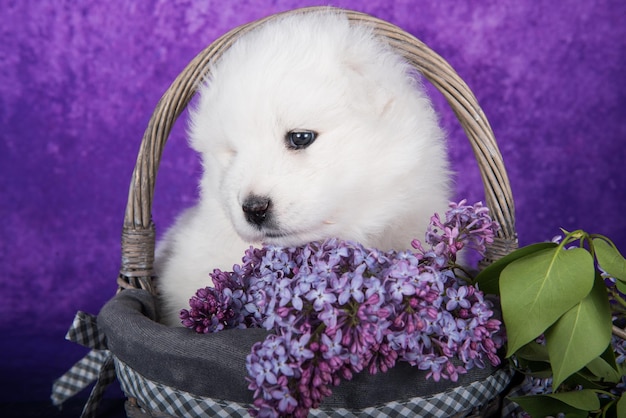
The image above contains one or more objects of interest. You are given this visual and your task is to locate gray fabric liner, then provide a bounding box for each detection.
[98,289,501,409]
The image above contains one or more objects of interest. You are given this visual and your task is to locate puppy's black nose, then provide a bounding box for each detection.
[242,195,271,226]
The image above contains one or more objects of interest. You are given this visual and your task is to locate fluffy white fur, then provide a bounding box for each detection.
[155,11,451,326]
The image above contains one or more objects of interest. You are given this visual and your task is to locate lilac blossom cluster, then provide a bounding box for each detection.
[413,200,498,269]
[180,270,250,333]
[180,200,502,417]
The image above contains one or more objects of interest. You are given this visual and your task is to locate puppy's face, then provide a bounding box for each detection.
[188,15,446,249]
[194,68,395,246]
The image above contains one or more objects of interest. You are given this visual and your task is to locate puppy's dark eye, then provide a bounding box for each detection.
[286,130,317,150]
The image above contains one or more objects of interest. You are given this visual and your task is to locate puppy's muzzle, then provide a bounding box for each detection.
[242,195,272,227]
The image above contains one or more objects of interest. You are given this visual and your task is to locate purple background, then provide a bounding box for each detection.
[1,0,625,406]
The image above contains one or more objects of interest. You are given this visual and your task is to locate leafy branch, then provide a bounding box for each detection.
[475,230,626,417]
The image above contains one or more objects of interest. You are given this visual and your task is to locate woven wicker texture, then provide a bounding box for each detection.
[118,6,518,292]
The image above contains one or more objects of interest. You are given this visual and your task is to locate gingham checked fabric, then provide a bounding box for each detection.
[51,309,516,417]
[51,311,116,418]
[116,356,513,417]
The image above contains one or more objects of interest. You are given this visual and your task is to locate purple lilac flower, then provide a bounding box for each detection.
[614,335,626,365]
[181,201,503,416]
[418,199,499,266]
[179,277,247,333]
[520,375,554,395]
[445,286,472,311]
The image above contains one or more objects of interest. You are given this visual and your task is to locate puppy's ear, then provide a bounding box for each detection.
[187,77,218,155]
[341,50,402,118]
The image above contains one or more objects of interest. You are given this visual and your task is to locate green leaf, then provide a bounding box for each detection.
[515,360,553,377]
[475,242,557,295]
[512,394,590,418]
[598,338,619,367]
[501,247,595,356]
[544,274,612,388]
[545,389,601,411]
[586,356,621,384]
[565,370,609,390]
[515,341,550,362]
[618,393,626,417]
[585,342,621,383]
[594,238,626,281]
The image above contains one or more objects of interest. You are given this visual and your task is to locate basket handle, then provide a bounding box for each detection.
[117,7,518,292]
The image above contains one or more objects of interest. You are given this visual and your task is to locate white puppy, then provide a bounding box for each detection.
[155,11,451,326]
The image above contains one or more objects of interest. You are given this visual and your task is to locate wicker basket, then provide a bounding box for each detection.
[59,6,520,418]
